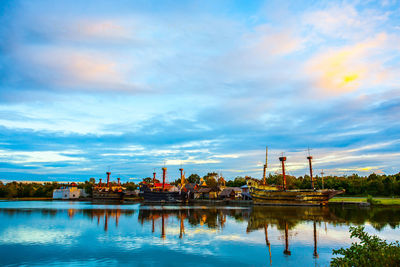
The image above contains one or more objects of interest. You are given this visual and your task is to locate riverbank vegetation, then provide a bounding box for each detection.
[331,226,400,266]
[1,172,400,198]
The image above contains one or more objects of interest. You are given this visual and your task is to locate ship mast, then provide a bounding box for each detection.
[279,156,287,191]
[263,146,268,185]
[307,148,315,190]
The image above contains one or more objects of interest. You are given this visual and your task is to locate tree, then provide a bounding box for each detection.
[142,177,153,184]
[204,176,218,187]
[331,226,400,266]
[187,174,200,184]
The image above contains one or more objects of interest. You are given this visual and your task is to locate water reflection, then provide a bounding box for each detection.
[1,204,400,266]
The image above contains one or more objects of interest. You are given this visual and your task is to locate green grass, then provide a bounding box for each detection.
[330,196,400,205]
[330,197,366,203]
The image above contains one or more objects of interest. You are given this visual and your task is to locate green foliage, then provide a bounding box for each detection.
[123,182,138,191]
[367,195,381,205]
[226,176,246,187]
[204,173,218,187]
[187,174,200,184]
[142,177,153,184]
[331,226,400,266]
[0,182,59,198]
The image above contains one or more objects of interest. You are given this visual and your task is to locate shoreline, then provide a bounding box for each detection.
[2,196,400,206]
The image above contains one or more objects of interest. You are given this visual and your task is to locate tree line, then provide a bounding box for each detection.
[1,172,400,198]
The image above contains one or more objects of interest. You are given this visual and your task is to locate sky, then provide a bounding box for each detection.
[0,0,400,182]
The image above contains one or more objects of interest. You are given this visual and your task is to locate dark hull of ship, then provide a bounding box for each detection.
[143,191,182,203]
[250,188,344,206]
[92,191,124,201]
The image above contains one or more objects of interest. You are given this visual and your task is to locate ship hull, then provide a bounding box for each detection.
[143,191,182,203]
[250,188,343,206]
[92,191,124,200]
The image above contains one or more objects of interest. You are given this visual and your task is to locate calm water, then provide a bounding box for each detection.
[0,201,399,266]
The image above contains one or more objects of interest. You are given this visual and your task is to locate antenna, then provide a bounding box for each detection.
[307,147,313,157]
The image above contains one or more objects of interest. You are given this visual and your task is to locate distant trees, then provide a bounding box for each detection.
[226,176,246,187]
[0,182,59,198]
[123,182,138,191]
[1,172,400,198]
[142,177,153,184]
[187,174,200,184]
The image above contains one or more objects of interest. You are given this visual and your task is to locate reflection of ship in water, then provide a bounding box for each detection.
[2,204,400,264]
[247,206,328,264]
[65,208,135,231]
[137,207,233,239]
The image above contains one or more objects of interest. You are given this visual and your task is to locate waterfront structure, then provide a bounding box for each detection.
[92,172,125,200]
[53,183,85,199]
[248,148,344,205]
[142,167,182,202]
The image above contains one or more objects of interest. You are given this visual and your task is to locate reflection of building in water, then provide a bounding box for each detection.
[283,221,291,256]
[85,209,127,232]
[313,220,319,258]
[246,206,333,262]
[137,207,238,240]
[264,224,272,265]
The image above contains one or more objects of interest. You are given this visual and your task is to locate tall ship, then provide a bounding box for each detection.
[141,167,183,203]
[92,172,125,200]
[249,147,343,206]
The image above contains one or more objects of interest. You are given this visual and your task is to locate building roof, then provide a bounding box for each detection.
[198,187,212,193]
[219,188,235,197]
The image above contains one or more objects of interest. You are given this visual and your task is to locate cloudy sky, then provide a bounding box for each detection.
[1,0,400,181]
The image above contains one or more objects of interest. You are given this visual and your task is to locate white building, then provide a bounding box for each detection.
[53,185,83,199]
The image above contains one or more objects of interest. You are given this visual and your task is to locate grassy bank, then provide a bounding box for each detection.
[330,196,400,205]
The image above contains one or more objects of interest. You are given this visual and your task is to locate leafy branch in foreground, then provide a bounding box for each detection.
[331,226,400,267]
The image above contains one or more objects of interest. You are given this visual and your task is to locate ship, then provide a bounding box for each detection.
[141,167,183,203]
[248,147,344,206]
[92,172,125,201]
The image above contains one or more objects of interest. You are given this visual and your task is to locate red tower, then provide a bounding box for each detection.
[279,157,287,191]
[162,167,167,191]
[106,172,111,187]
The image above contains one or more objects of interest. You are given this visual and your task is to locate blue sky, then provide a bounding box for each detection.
[1,0,400,182]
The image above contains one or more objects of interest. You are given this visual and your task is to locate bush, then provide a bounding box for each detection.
[367,195,381,205]
[331,226,400,266]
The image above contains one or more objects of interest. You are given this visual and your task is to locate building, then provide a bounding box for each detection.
[196,187,220,199]
[53,183,84,199]
[241,184,252,200]
[219,187,242,200]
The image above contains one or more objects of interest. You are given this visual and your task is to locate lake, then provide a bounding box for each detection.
[0,201,399,266]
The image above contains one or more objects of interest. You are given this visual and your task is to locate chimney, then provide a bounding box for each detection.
[162,167,167,191]
[307,156,314,190]
[99,178,102,187]
[279,157,287,191]
[179,168,184,185]
[117,177,120,186]
[106,172,111,187]
[153,172,156,184]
